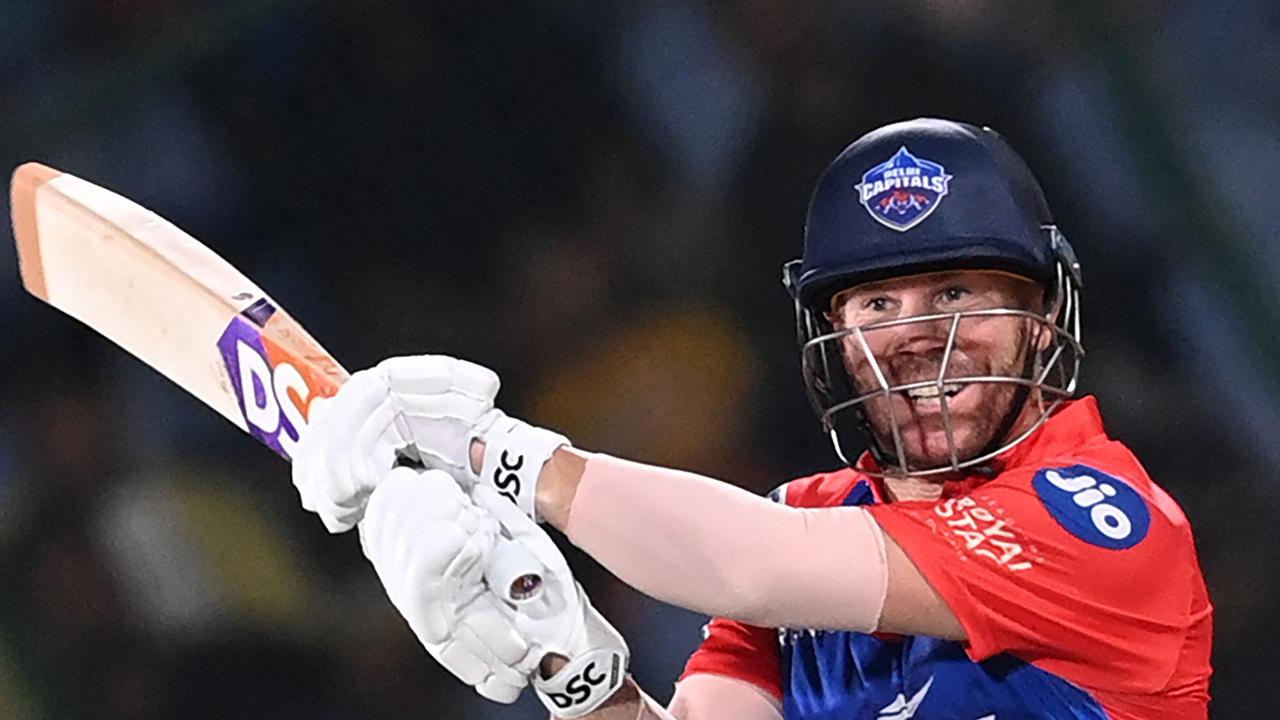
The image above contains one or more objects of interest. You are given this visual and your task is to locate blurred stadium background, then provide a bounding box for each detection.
[1,1,1277,717]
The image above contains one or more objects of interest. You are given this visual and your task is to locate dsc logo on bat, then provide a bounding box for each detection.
[217,308,332,460]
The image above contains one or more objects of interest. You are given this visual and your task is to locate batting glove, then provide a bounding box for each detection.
[291,355,500,533]
[467,482,630,717]
[360,467,629,715]
[358,466,532,703]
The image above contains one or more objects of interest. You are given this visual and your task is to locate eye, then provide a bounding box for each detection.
[940,286,970,303]
[864,297,892,312]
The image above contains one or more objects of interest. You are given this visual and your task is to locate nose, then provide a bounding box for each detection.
[851,298,952,368]
[885,324,950,362]
[882,294,952,354]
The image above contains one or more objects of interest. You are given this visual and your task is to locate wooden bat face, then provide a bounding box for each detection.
[10,162,346,459]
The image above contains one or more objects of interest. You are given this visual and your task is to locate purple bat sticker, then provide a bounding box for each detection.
[216,302,304,460]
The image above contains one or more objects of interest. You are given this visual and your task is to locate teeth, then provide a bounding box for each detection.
[905,383,962,400]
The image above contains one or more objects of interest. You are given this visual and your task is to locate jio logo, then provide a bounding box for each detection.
[1032,465,1151,550]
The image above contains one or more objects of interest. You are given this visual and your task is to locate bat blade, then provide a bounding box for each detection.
[9,162,545,603]
[10,162,346,458]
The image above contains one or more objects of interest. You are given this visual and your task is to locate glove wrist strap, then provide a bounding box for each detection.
[478,416,569,522]
[533,648,627,718]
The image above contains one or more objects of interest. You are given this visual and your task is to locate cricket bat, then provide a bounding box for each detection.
[9,162,542,604]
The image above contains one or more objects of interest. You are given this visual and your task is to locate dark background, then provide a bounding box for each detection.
[1,1,1277,717]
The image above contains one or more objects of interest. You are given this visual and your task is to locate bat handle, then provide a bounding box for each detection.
[485,538,544,604]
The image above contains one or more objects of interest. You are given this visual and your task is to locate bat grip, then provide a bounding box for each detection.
[485,538,544,604]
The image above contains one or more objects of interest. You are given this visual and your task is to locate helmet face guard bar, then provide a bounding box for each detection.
[784,226,1084,477]
[803,308,1083,476]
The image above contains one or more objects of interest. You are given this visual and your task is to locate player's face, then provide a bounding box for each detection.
[828,270,1045,471]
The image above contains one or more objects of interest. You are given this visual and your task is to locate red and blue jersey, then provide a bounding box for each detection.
[682,397,1212,719]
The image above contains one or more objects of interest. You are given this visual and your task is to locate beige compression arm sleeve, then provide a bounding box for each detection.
[563,454,889,632]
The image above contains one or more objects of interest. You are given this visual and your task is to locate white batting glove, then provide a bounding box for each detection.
[468,484,629,717]
[360,355,568,522]
[360,466,629,715]
[358,466,532,703]
[291,355,500,533]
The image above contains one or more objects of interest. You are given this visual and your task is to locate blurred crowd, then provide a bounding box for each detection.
[1,1,1278,717]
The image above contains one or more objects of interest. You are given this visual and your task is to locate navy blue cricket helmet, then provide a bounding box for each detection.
[783,118,1084,476]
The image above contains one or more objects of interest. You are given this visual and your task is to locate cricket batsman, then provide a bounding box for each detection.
[291,118,1212,718]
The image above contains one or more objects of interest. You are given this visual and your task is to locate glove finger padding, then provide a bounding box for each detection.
[294,368,409,533]
[455,600,533,667]
[399,393,494,475]
[452,614,534,688]
[423,616,528,704]
[346,391,410,491]
[378,355,500,401]
[359,466,544,705]
[377,356,502,478]
[475,674,525,705]
[434,637,498,687]
[360,467,496,645]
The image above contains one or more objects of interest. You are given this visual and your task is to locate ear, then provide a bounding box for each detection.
[1035,322,1054,352]
[1034,285,1060,352]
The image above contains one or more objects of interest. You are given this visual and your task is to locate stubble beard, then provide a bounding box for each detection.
[852,343,1033,473]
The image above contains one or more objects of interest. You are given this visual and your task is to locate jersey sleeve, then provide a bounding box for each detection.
[866,462,1196,693]
[680,617,782,701]
[675,474,850,702]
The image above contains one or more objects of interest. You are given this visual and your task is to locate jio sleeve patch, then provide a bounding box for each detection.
[1032,465,1151,550]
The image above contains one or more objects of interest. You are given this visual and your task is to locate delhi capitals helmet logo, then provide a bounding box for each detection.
[855,146,953,232]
